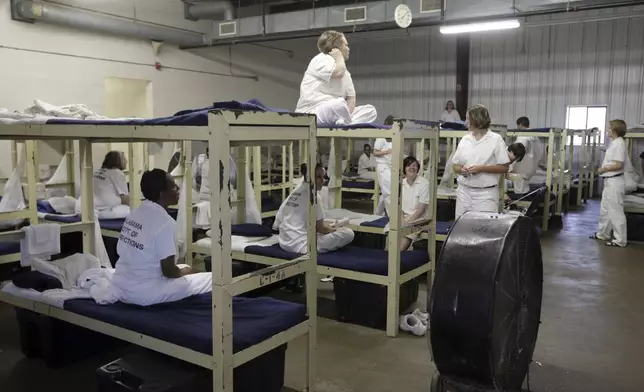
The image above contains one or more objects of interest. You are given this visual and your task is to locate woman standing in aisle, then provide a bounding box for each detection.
[451,105,510,219]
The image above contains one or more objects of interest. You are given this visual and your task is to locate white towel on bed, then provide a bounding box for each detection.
[20,224,60,267]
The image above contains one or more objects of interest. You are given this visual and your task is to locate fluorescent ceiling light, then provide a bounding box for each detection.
[440,19,520,35]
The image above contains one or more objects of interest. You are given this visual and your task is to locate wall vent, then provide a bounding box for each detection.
[420,0,442,13]
[219,21,237,36]
[344,6,367,22]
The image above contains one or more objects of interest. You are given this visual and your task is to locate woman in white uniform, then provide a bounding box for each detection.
[111,169,212,306]
[277,163,354,254]
[400,157,430,251]
[75,151,130,219]
[590,120,630,248]
[295,30,377,125]
[357,143,377,180]
[440,100,461,123]
[452,105,510,219]
[373,115,395,215]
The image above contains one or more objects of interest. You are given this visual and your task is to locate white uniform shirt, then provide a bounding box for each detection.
[358,153,376,175]
[113,200,177,285]
[511,136,539,179]
[440,110,461,123]
[452,131,510,188]
[601,137,629,177]
[277,181,324,253]
[373,138,392,167]
[402,175,430,217]
[295,53,356,114]
[93,168,128,210]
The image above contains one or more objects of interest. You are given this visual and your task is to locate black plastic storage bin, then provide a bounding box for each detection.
[97,345,287,392]
[14,308,123,368]
[333,278,419,330]
[627,213,644,241]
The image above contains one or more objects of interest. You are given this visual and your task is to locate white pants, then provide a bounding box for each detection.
[455,185,499,220]
[75,200,131,219]
[281,227,355,254]
[358,171,377,181]
[113,272,213,306]
[315,98,377,125]
[376,164,391,215]
[597,176,627,247]
[318,227,355,253]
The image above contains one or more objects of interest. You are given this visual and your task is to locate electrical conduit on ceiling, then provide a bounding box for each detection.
[12,0,256,79]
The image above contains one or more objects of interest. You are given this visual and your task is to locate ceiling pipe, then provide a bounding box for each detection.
[184,1,235,21]
[15,0,207,47]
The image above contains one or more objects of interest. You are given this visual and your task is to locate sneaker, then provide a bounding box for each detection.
[399,314,427,336]
[412,309,429,325]
[320,276,334,282]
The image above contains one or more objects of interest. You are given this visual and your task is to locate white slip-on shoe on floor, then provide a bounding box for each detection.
[320,276,334,282]
[399,314,427,336]
[412,308,429,325]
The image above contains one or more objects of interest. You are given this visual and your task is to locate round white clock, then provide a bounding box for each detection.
[394,4,412,29]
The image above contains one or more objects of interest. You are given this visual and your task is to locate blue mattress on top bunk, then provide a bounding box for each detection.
[342,180,375,190]
[41,213,125,231]
[46,99,296,126]
[243,244,428,275]
[360,217,453,235]
[318,123,390,129]
[63,295,306,354]
[0,241,20,255]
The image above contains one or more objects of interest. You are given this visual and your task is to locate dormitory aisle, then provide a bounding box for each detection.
[0,201,643,392]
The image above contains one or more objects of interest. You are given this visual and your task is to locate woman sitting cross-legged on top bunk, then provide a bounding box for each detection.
[590,119,632,248]
[452,105,510,219]
[277,163,355,254]
[400,156,430,251]
[111,169,212,306]
[74,150,130,219]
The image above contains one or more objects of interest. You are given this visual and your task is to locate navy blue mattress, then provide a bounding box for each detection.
[318,123,390,129]
[244,244,428,275]
[46,99,297,127]
[342,180,375,190]
[510,128,551,133]
[42,214,125,231]
[63,295,306,354]
[360,218,453,235]
[0,241,20,255]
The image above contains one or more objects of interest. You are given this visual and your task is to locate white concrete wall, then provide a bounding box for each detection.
[0,0,302,178]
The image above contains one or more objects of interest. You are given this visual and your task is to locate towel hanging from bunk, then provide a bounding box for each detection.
[20,223,61,267]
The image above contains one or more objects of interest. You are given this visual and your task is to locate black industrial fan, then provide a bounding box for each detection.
[428,212,543,392]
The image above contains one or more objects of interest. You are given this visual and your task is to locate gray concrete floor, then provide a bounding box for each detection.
[1,200,644,391]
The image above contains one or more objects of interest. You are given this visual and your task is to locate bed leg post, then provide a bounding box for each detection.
[306,122,318,391]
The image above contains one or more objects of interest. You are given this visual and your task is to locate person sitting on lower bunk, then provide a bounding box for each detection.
[277,163,355,254]
[590,120,631,248]
[357,143,377,180]
[506,142,530,194]
[400,156,430,251]
[111,169,212,306]
[74,150,130,219]
[295,30,377,125]
[452,105,510,219]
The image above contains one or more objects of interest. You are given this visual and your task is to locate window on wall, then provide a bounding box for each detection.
[565,105,607,145]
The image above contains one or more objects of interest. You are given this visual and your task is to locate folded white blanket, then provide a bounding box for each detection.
[20,224,61,267]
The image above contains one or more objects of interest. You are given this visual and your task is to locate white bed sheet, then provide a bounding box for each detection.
[625,194,644,209]
[195,234,279,253]
[1,282,90,309]
[324,208,381,225]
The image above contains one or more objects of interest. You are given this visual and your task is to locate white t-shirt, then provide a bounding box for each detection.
[277,181,324,254]
[452,131,510,188]
[93,168,128,210]
[374,138,392,166]
[511,136,539,179]
[358,153,376,175]
[295,53,356,114]
[402,176,430,217]
[113,200,177,285]
[601,137,630,177]
[440,110,461,123]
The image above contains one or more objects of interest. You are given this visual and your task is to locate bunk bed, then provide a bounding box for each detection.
[0,108,318,392]
[566,128,599,206]
[624,127,644,242]
[505,128,569,231]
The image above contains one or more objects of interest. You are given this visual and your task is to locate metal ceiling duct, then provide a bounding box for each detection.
[184,1,235,21]
[13,0,207,47]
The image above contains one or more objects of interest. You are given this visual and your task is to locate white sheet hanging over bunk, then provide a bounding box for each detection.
[0,143,27,229]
